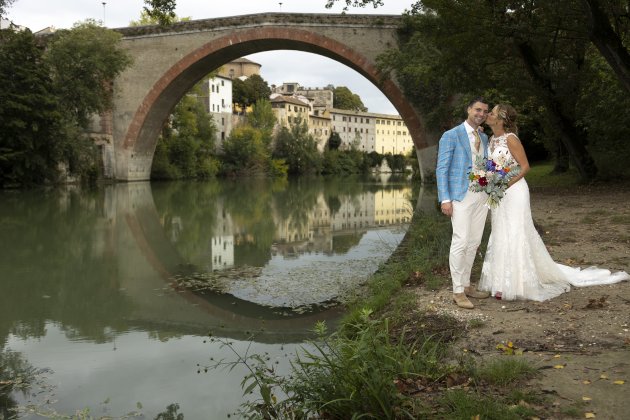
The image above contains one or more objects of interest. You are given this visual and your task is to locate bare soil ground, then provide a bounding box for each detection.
[414,183,630,419]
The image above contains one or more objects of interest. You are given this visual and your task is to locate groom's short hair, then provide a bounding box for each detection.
[467,96,488,109]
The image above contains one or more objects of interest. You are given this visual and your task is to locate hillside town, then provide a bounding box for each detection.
[200,57,415,156]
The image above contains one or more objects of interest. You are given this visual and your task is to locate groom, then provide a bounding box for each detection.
[436,97,491,309]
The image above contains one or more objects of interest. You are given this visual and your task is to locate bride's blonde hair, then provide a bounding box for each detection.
[496,104,518,134]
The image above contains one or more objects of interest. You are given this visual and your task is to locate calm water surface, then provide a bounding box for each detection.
[0,176,434,418]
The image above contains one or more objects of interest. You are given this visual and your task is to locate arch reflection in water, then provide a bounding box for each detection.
[150,176,417,318]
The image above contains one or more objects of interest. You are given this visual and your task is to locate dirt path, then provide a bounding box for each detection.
[414,184,630,419]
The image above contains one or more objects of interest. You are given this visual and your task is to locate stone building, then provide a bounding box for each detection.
[197,75,234,148]
[328,108,375,152]
[218,57,261,79]
[270,95,311,128]
[373,114,414,155]
[272,82,334,109]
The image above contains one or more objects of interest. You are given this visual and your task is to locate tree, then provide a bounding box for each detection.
[378,0,603,180]
[327,131,342,150]
[248,99,276,146]
[152,83,218,180]
[581,0,630,93]
[45,20,132,128]
[272,117,322,175]
[232,74,271,113]
[333,86,367,111]
[0,0,15,18]
[0,29,65,187]
[143,0,177,26]
[129,9,190,26]
[220,126,271,175]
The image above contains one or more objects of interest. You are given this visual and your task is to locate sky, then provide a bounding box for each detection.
[5,0,416,115]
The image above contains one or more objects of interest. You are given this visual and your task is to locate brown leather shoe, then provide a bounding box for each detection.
[453,293,474,309]
[465,286,490,299]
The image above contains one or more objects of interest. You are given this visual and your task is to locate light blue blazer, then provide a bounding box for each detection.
[436,123,488,203]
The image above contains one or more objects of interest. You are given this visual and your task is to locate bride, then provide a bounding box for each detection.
[479,104,630,301]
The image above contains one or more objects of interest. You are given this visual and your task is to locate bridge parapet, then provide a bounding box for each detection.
[115,13,401,38]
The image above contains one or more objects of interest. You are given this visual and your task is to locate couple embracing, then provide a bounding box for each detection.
[436,97,629,309]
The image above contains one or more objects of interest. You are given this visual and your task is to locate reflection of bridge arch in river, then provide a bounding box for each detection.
[116,181,435,342]
[117,182,344,342]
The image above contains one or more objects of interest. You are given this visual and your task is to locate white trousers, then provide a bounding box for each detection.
[449,190,488,293]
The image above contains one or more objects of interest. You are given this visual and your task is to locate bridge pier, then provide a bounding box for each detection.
[114,149,154,181]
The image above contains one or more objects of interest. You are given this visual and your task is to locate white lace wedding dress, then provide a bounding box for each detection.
[479,133,630,301]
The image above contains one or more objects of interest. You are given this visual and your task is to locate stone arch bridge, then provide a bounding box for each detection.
[93,13,437,181]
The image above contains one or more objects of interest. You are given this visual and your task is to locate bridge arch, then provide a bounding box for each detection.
[106,14,434,181]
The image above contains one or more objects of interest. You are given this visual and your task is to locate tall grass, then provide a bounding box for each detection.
[343,209,452,325]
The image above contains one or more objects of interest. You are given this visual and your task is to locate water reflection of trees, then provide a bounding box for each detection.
[272,177,321,235]
[150,175,415,267]
[0,188,133,345]
[151,181,221,264]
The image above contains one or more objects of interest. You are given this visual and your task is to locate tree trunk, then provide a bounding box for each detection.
[552,140,570,174]
[515,41,598,181]
[582,0,630,93]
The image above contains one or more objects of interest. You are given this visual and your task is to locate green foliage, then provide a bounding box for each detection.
[220,126,271,176]
[326,131,342,150]
[45,20,133,128]
[151,90,218,180]
[272,118,322,175]
[0,22,131,187]
[0,0,15,17]
[473,358,537,387]
[248,99,276,146]
[143,0,177,26]
[576,46,630,178]
[129,9,191,26]
[439,389,526,420]
[525,161,581,188]
[0,29,66,186]
[333,86,367,111]
[321,149,369,175]
[378,0,621,179]
[385,153,407,172]
[232,74,271,113]
[211,315,445,419]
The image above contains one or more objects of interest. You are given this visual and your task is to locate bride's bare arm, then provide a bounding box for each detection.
[506,134,530,187]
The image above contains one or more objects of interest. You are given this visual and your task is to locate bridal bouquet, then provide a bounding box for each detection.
[468,153,521,208]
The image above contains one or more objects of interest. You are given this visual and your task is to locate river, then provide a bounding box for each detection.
[0,175,435,418]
